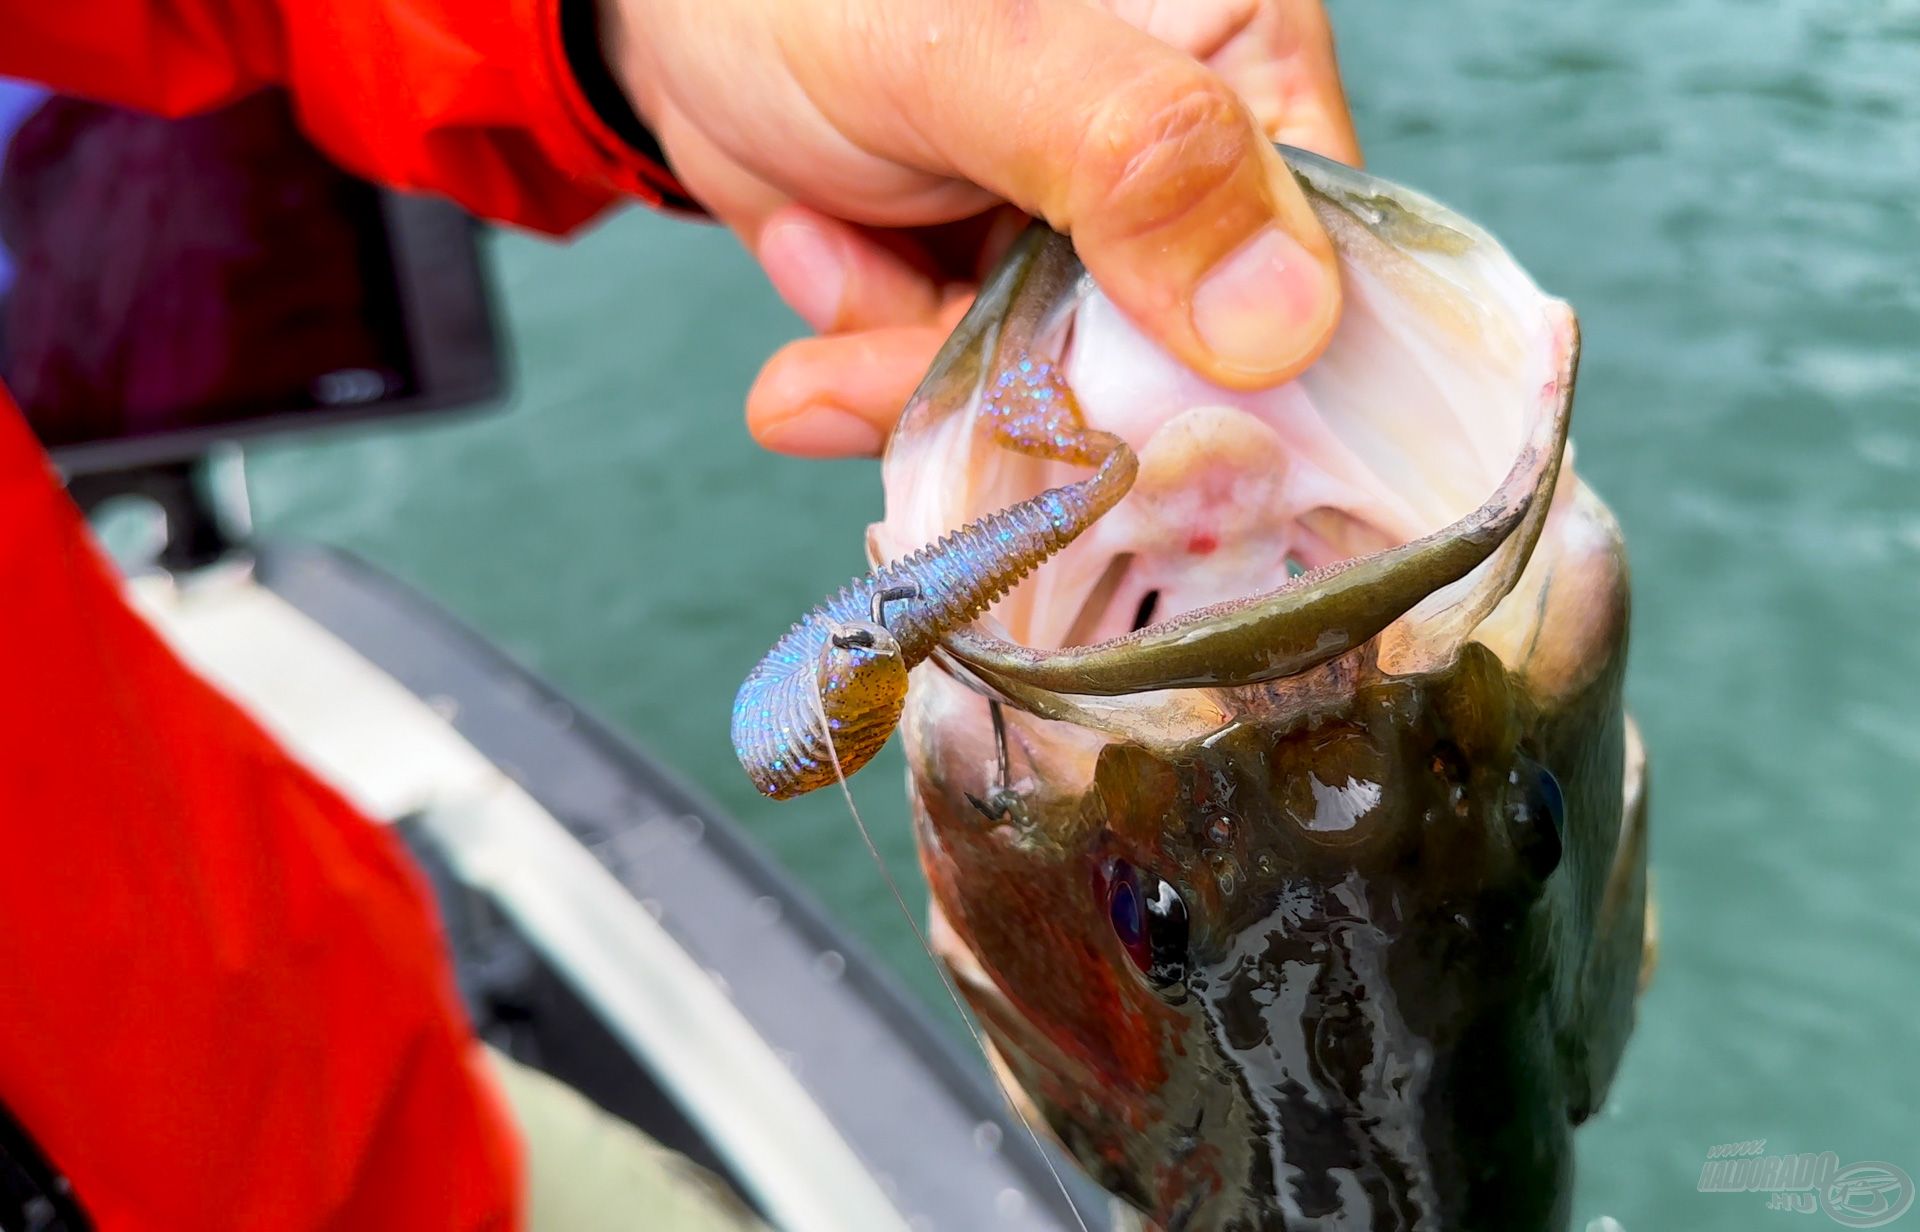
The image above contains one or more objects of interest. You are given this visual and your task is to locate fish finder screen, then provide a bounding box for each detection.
[0,81,428,456]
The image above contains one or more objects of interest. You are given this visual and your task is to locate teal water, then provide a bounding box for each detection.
[250,2,1920,1226]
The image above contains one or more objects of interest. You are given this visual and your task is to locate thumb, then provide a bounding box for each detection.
[789,0,1342,389]
[1060,73,1342,389]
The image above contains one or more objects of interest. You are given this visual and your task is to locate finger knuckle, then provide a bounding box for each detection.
[1067,68,1256,242]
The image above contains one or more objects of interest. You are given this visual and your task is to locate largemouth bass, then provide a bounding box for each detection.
[735,149,1650,1231]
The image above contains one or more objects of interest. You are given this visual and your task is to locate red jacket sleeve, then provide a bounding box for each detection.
[0,394,525,1229]
[0,0,695,233]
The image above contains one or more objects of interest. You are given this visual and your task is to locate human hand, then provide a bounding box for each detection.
[599,0,1360,457]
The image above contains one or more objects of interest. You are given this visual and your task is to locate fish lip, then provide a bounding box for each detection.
[935,312,1578,703]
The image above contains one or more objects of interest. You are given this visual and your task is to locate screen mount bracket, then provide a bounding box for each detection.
[64,448,252,573]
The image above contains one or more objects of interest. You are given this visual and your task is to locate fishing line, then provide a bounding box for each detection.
[806,671,1094,1232]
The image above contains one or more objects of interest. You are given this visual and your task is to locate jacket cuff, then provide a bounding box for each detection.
[529,0,706,215]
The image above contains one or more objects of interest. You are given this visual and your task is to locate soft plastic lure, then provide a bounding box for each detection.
[731,354,1137,800]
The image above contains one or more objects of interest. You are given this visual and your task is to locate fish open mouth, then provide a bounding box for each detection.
[873,152,1580,710]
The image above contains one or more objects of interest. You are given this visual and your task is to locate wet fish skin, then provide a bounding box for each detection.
[916,617,1643,1230]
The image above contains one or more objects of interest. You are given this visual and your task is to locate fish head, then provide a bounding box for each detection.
[877,150,1646,1231]
[915,643,1608,1230]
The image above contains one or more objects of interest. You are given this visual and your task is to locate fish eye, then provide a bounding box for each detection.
[1509,759,1566,881]
[1102,858,1190,996]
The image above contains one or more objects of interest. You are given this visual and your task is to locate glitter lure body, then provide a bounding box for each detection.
[730,355,1137,801]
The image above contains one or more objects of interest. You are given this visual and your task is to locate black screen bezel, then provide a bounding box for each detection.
[35,190,506,476]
